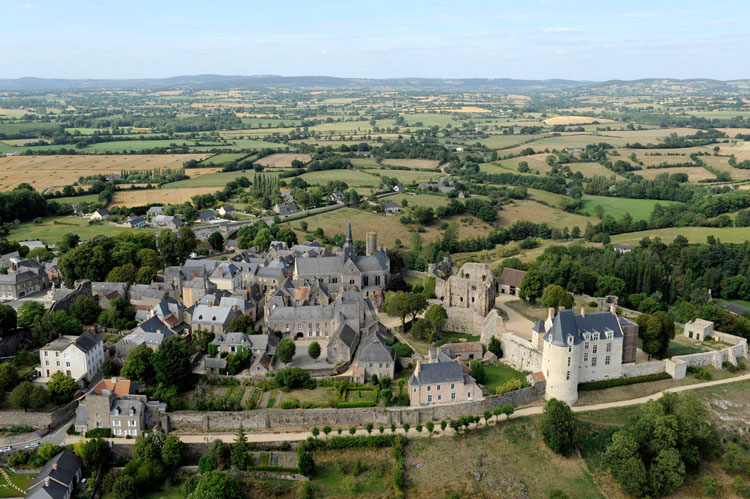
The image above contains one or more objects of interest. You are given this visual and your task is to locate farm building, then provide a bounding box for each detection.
[684,319,714,341]
[90,208,111,221]
[498,267,526,295]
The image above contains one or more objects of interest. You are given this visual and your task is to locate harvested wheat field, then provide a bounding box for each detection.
[255,153,311,168]
[185,167,222,177]
[0,154,209,191]
[110,187,219,207]
[544,115,614,125]
[381,158,440,169]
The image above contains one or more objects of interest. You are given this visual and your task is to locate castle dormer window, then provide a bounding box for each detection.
[567,335,574,346]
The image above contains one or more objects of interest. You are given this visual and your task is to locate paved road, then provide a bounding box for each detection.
[0,416,73,454]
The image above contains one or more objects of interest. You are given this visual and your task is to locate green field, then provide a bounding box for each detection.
[6,216,151,245]
[363,169,442,184]
[299,169,380,187]
[52,194,99,205]
[199,153,248,165]
[0,467,35,498]
[581,195,683,222]
[477,134,544,149]
[162,171,258,189]
[389,193,450,209]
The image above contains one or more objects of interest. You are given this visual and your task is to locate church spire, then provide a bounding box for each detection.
[343,221,355,260]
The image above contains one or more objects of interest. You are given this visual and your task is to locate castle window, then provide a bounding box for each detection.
[566,371,570,380]
[584,342,589,350]
[606,343,612,353]
[592,345,598,354]
[592,357,597,367]
[567,357,571,367]
[605,356,611,365]
[593,333,600,341]
[584,353,588,362]
[568,346,572,353]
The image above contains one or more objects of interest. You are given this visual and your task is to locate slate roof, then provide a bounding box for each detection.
[532,319,546,333]
[199,210,216,222]
[205,357,227,370]
[147,206,164,216]
[192,304,236,326]
[409,360,465,385]
[358,339,395,363]
[331,324,358,348]
[212,332,251,346]
[42,331,101,354]
[543,309,623,347]
[498,267,526,287]
[135,316,173,334]
[111,398,143,417]
[27,450,81,499]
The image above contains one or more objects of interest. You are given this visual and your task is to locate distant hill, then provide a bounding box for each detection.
[0,75,748,95]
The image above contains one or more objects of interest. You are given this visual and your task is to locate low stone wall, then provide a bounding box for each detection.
[166,383,545,432]
[0,399,77,430]
[0,429,47,447]
[621,360,666,378]
[499,333,542,373]
[665,359,687,379]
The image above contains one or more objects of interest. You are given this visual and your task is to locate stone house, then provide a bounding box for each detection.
[408,360,483,406]
[356,337,396,380]
[684,319,713,341]
[37,331,103,384]
[327,324,360,364]
[190,304,238,335]
[90,208,110,221]
[218,203,236,216]
[497,267,526,296]
[437,342,483,362]
[0,257,48,299]
[211,332,252,355]
[115,316,176,359]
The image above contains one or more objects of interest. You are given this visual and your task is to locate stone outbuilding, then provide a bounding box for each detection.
[684,319,713,341]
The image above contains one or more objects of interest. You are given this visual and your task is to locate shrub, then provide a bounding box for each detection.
[496,378,524,394]
[688,366,712,380]
[578,372,672,391]
[723,361,738,373]
[280,398,300,409]
[393,343,413,357]
[85,428,112,438]
[701,476,719,497]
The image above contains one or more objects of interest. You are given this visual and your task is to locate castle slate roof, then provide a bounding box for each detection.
[532,319,546,333]
[409,360,464,385]
[543,309,623,348]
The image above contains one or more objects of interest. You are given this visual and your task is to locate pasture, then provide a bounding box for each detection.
[364,169,442,184]
[299,169,380,187]
[0,154,208,191]
[255,153,311,168]
[6,216,150,245]
[497,199,593,229]
[580,195,683,222]
[199,153,248,165]
[636,166,716,182]
[380,158,440,169]
[110,187,220,207]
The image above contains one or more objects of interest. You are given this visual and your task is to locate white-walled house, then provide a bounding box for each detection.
[37,331,104,385]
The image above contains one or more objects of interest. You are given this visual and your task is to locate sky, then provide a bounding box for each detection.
[3,0,749,81]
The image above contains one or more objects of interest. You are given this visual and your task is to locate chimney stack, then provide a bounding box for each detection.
[580,307,586,317]
[52,463,58,471]
[547,308,555,320]
[415,360,421,377]
[558,305,565,312]
[610,303,616,314]
[233,305,238,313]
[192,270,196,279]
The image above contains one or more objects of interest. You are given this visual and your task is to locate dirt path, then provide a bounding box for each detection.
[495,294,535,341]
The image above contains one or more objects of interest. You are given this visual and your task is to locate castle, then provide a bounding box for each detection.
[433,262,496,316]
[534,306,638,405]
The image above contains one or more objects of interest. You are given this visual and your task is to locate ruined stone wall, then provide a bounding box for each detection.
[166,383,545,432]
[500,333,542,373]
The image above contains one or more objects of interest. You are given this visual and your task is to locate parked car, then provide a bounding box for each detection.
[23,442,39,449]
[0,446,11,453]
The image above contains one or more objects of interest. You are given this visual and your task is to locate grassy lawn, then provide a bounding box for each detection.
[0,468,35,498]
[389,193,450,209]
[310,447,395,497]
[278,386,338,406]
[636,336,728,357]
[437,331,480,345]
[406,417,603,498]
[482,363,528,394]
[298,168,380,187]
[6,216,149,246]
[53,193,99,205]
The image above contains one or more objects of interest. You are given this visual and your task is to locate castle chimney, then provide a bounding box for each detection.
[192,270,197,279]
[580,307,586,317]
[558,306,565,311]
[219,267,223,277]
[610,303,616,314]
[547,308,555,320]
[414,360,421,377]
[233,305,238,313]
[52,463,58,471]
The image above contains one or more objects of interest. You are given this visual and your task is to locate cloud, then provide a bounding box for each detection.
[23,3,33,7]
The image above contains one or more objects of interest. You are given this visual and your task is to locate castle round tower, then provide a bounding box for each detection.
[542,325,580,406]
